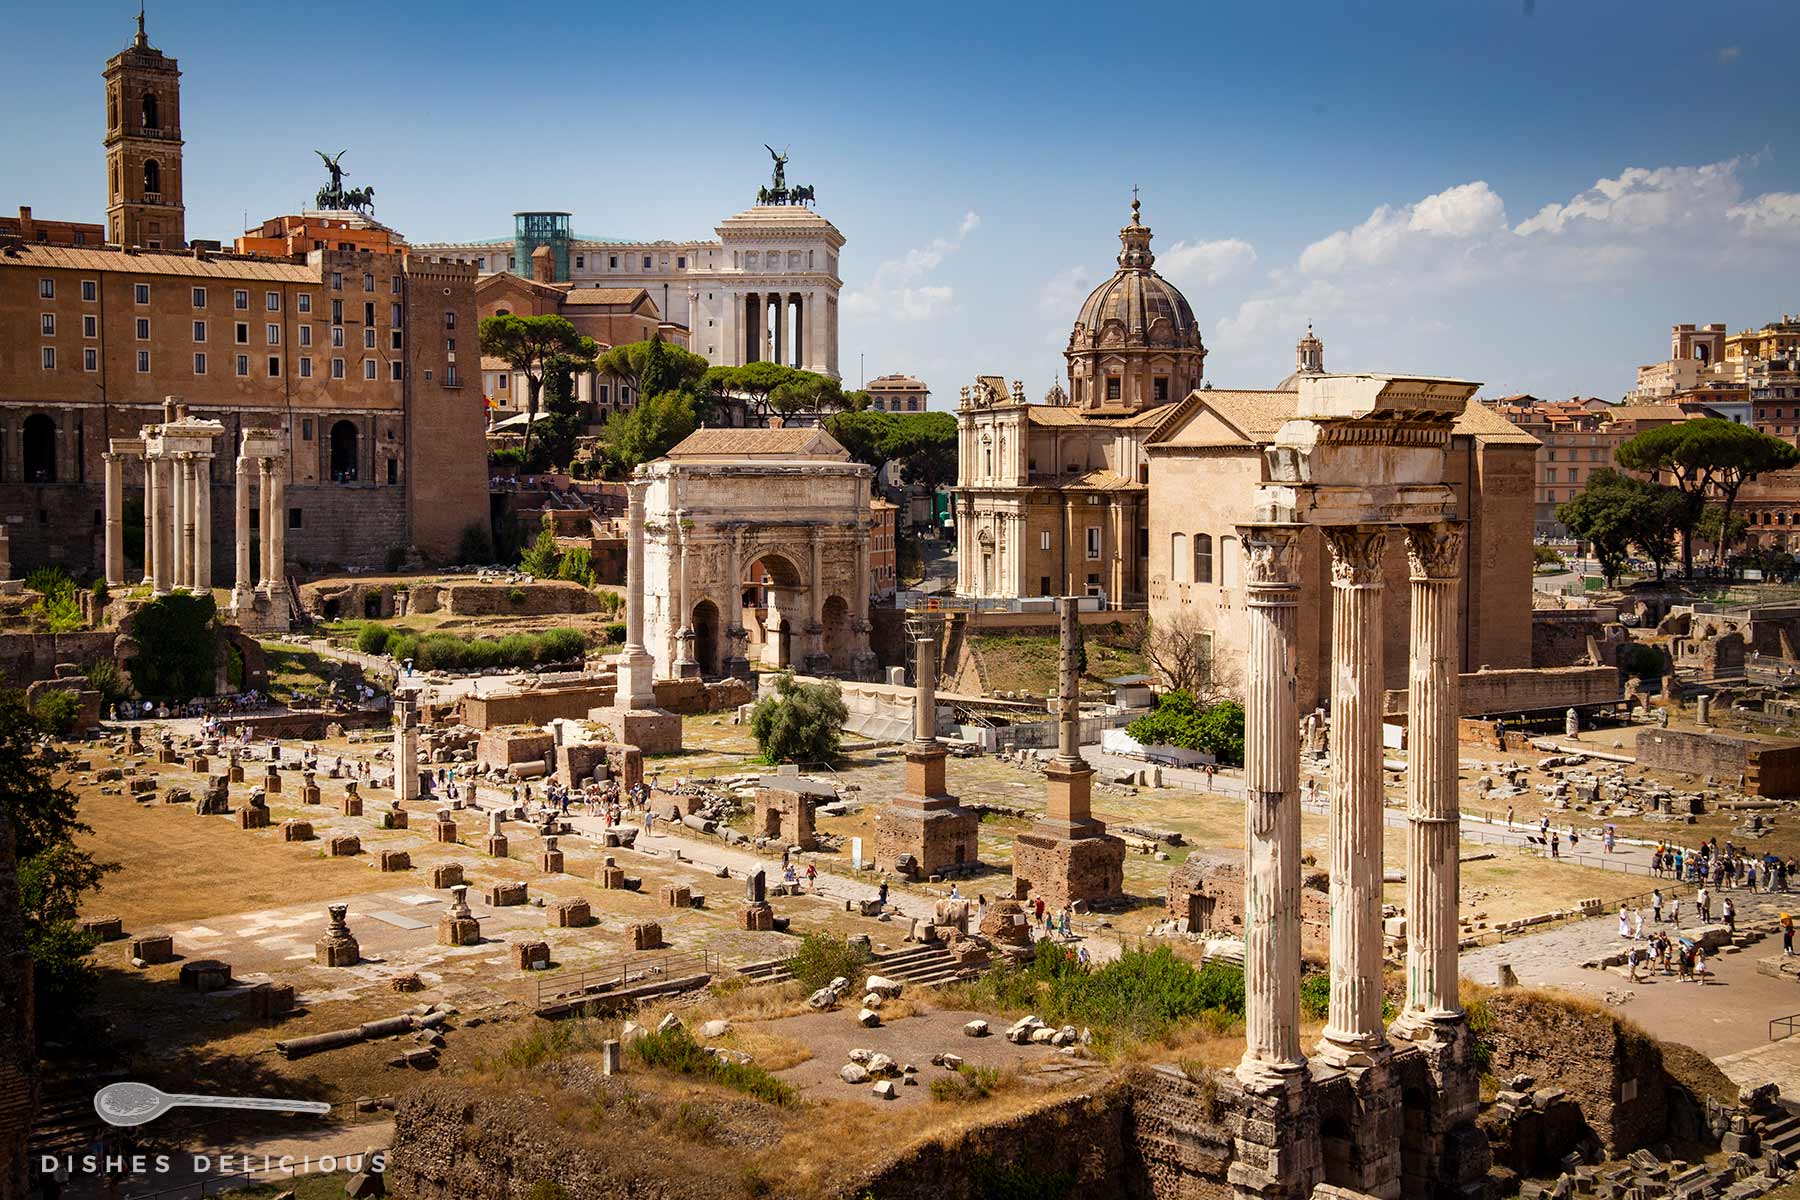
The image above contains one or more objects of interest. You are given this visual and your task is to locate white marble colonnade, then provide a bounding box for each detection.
[1235,519,1467,1087]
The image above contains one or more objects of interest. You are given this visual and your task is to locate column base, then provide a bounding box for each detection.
[614,648,657,710]
[1011,826,1125,911]
[1226,1066,1322,1200]
[874,795,980,878]
[850,649,880,682]
[725,656,751,681]
[1311,1056,1403,1199]
[1388,1014,1489,1199]
[595,705,683,755]
[1315,1030,1393,1070]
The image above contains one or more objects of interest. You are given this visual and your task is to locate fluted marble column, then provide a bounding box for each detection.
[394,695,420,802]
[1402,522,1466,1025]
[269,458,286,590]
[233,453,253,608]
[141,456,155,587]
[102,452,124,587]
[257,458,274,591]
[174,454,193,589]
[1320,525,1391,1066]
[149,457,171,594]
[1236,524,1307,1087]
[617,478,655,707]
[913,634,938,745]
[194,454,212,592]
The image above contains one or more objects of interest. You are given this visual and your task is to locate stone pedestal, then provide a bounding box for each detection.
[1391,1019,1489,1198]
[550,898,591,927]
[431,863,464,888]
[629,921,662,950]
[739,902,775,930]
[327,835,361,857]
[512,941,551,970]
[487,882,528,907]
[378,850,411,872]
[1226,1072,1323,1200]
[538,836,564,874]
[437,885,482,947]
[279,819,313,842]
[434,814,459,844]
[340,795,363,817]
[877,632,980,878]
[262,769,281,795]
[384,803,409,830]
[238,803,269,830]
[598,705,683,755]
[596,857,626,888]
[314,904,359,967]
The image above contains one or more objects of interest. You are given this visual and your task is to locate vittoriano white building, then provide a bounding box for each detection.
[412,155,843,379]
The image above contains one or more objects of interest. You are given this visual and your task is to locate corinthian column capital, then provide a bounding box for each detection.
[1236,523,1304,592]
[1405,521,1465,581]
[1324,524,1388,585]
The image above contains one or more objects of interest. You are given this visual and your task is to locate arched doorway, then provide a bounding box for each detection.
[22,414,56,483]
[692,599,720,677]
[821,595,851,672]
[329,420,359,481]
[745,552,804,669]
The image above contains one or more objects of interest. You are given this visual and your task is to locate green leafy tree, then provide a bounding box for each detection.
[557,546,595,588]
[884,412,959,495]
[479,314,599,463]
[1556,469,1643,587]
[1126,690,1245,765]
[528,357,588,472]
[822,409,895,476]
[1,692,119,1043]
[601,390,698,475]
[749,672,848,765]
[1695,503,1752,563]
[598,335,710,402]
[519,513,562,578]
[128,592,218,698]
[1616,418,1800,577]
[1633,484,1700,582]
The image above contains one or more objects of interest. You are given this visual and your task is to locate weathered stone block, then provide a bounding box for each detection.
[661,884,692,909]
[738,902,775,931]
[629,921,662,950]
[81,916,124,941]
[379,850,412,872]
[484,835,509,858]
[430,863,464,888]
[131,934,175,964]
[279,819,314,842]
[550,899,591,928]
[237,805,270,830]
[486,881,528,907]
[340,795,363,817]
[328,835,362,857]
[512,940,551,970]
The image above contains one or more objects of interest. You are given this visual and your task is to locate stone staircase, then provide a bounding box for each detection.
[735,943,968,990]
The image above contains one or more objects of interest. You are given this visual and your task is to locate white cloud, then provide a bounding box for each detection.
[1159,237,1258,287]
[1213,155,1800,375]
[1718,45,1741,64]
[1038,266,1093,314]
[844,211,980,323]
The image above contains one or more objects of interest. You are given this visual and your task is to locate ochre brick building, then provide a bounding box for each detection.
[0,16,487,575]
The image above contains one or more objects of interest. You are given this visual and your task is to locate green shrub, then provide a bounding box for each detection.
[955,943,1247,1045]
[24,565,72,597]
[355,624,391,655]
[557,546,595,588]
[32,690,83,736]
[508,586,527,605]
[83,658,127,703]
[127,592,217,698]
[929,1064,1005,1103]
[536,627,587,663]
[627,1026,798,1106]
[784,932,873,990]
[24,567,82,632]
[519,513,562,578]
[489,446,527,470]
[750,671,847,765]
[600,621,625,644]
[90,578,111,608]
[1127,691,1245,766]
[1299,972,1331,1020]
[596,589,624,615]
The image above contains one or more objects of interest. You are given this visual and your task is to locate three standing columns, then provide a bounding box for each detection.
[1320,525,1390,1067]
[1235,523,1307,1087]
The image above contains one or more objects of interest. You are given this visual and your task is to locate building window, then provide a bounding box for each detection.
[643,255,652,269]
[299,356,313,378]
[132,317,149,340]
[390,329,403,351]
[233,289,248,310]
[1086,527,1102,559]
[262,291,278,312]
[390,361,403,381]
[677,256,686,269]
[1040,531,1051,551]
[190,286,206,308]
[38,279,54,299]
[266,323,280,346]
[331,272,343,290]
[298,293,311,313]
[575,256,584,269]
[331,358,345,379]
[1172,533,1189,582]
[444,310,456,329]
[1195,534,1214,583]
[83,347,97,372]
[192,320,205,342]
[387,458,398,484]
[497,374,509,392]
[331,299,343,326]
[299,325,312,347]
[360,272,372,291]
[332,326,345,348]
[81,280,96,302]
[40,313,54,336]
[193,352,206,374]
[446,365,461,387]
[267,355,281,377]
[234,322,248,345]
[136,350,149,373]
[363,358,376,380]
[1154,377,1169,403]
[131,283,149,305]
[363,326,375,349]
[40,347,55,370]
[289,507,302,529]
[143,159,160,193]
[236,354,249,376]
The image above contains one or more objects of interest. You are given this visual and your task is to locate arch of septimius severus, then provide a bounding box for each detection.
[1230,373,1488,1200]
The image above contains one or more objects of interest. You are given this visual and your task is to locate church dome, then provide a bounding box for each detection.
[1064,196,1207,410]
[1072,201,1201,349]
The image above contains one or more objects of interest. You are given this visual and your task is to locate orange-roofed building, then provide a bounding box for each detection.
[234,211,407,258]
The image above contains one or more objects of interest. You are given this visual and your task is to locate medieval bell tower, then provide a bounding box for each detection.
[103,11,185,249]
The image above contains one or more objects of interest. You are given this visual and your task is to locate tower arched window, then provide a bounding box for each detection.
[108,92,118,131]
[142,91,159,129]
[1171,533,1188,583]
[143,159,161,195]
[1195,534,1214,584]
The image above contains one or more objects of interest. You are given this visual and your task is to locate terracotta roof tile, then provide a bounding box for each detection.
[0,244,316,281]
[665,427,849,460]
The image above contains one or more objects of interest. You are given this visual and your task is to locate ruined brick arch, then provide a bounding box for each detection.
[691,599,721,676]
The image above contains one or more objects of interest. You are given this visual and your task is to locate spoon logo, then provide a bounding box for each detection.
[95,1082,333,1127]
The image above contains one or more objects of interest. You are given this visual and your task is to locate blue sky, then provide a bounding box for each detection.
[8,1,1799,406]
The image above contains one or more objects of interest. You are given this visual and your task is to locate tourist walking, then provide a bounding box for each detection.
[805,863,817,891]
[1670,895,1682,928]
[1652,889,1664,924]
[1550,832,1560,859]
[1632,906,1645,940]
[877,879,889,909]
[1724,896,1736,933]
[1697,886,1711,924]
[1618,907,1631,940]
[1784,912,1795,956]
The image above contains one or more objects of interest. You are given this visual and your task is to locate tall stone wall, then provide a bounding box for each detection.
[0,631,120,688]
[1383,665,1619,719]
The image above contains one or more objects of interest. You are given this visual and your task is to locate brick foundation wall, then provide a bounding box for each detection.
[461,684,614,728]
[0,631,120,688]
[1384,665,1619,718]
